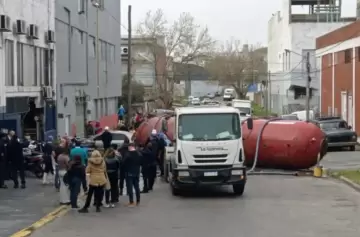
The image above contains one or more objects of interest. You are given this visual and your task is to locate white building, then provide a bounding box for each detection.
[0,0,55,136]
[267,0,355,115]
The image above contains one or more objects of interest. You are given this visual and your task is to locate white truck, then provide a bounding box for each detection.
[231,100,252,122]
[166,106,248,196]
[223,88,236,101]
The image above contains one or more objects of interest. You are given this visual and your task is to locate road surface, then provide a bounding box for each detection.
[0,178,59,237]
[321,150,360,170]
[30,176,360,237]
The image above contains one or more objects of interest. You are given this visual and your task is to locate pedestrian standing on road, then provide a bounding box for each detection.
[141,142,157,193]
[118,137,130,195]
[101,126,113,151]
[67,155,87,209]
[118,105,126,124]
[52,138,68,191]
[122,142,142,207]
[57,151,70,205]
[0,132,8,189]
[79,150,108,213]
[42,137,54,185]
[104,148,120,207]
[8,134,26,189]
[70,139,88,166]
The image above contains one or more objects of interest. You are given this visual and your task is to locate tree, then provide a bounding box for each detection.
[137,9,215,108]
[121,74,145,105]
[205,39,267,99]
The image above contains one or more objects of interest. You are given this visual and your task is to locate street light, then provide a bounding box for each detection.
[92,1,100,97]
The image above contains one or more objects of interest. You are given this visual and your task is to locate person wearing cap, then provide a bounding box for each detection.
[101,126,113,151]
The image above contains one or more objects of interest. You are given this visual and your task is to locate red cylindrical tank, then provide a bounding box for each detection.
[135,116,175,146]
[242,119,326,170]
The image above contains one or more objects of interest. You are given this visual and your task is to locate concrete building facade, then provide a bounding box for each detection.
[267,0,355,115]
[316,20,360,136]
[55,0,121,137]
[0,0,55,136]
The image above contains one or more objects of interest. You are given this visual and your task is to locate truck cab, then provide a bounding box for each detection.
[168,106,247,196]
[223,88,236,101]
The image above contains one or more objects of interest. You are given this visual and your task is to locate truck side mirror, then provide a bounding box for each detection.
[247,118,253,130]
[348,125,352,130]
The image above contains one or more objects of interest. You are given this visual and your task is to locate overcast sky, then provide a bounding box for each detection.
[120,0,357,45]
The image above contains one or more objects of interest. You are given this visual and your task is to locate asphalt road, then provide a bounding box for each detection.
[321,150,360,170]
[0,178,59,237]
[30,176,360,237]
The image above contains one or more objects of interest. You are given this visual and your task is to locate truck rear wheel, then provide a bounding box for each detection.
[233,183,245,196]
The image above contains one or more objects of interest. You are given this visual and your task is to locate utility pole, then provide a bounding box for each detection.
[265,71,270,116]
[94,1,100,97]
[306,52,311,122]
[126,5,132,127]
[267,70,271,116]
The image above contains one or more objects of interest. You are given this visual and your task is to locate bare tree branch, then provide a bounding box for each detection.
[136,9,216,108]
[205,40,267,99]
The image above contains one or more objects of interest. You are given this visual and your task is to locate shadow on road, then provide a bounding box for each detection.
[177,186,240,199]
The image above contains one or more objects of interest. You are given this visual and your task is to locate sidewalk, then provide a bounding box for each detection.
[0,178,59,237]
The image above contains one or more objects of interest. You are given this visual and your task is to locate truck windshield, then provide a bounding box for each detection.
[178,113,241,141]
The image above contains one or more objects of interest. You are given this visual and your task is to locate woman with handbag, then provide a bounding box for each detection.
[57,151,70,205]
[78,150,108,213]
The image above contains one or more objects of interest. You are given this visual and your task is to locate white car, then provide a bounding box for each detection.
[90,130,133,149]
[191,97,200,105]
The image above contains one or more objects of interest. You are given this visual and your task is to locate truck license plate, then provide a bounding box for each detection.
[204,171,218,176]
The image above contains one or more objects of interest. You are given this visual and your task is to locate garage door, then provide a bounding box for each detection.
[75,104,85,137]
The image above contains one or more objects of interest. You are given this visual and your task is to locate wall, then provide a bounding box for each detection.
[55,0,121,137]
[0,0,55,111]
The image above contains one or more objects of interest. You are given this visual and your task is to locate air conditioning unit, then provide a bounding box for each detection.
[42,86,53,98]
[15,19,26,34]
[0,15,11,32]
[45,30,55,43]
[28,24,39,39]
[121,47,128,55]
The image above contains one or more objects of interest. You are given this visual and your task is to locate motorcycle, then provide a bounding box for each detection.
[23,141,44,178]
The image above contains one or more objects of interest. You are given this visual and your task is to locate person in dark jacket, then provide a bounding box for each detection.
[0,133,8,189]
[42,137,54,185]
[8,135,26,188]
[122,143,142,206]
[104,148,120,207]
[117,137,129,195]
[101,127,113,151]
[141,142,157,193]
[67,155,87,209]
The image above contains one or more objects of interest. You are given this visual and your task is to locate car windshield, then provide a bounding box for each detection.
[178,113,241,141]
[112,133,127,140]
[235,107,251,115]
[319,121,348,130]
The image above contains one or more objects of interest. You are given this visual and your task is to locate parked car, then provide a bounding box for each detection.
[191,97,201,105]
[315,116,357,151]
[83,130,133,150]
[207,93,215,99]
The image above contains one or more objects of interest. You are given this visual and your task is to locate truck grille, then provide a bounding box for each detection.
[193,154,227,163]
[328,136,352,142]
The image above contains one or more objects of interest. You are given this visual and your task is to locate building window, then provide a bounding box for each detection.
[16,42,24,86]
[357,48,360,62]
[5,40,14,86]
[43,49,54,87]
[344,49,351,63]
[328,54,332,66]
[107,44,115,63]
[334,53,338,65]
[74,28,84,44]
[100,40,106,61]
[22,44,35,86]
[64,7,71,72]
[37,47,44,86]
[34,47,37,86]
[88,35,95,58]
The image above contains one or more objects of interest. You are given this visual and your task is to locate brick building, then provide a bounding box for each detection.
[316,20,360,135]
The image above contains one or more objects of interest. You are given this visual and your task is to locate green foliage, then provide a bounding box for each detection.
[121,74,145,104]
[331,170,360,184]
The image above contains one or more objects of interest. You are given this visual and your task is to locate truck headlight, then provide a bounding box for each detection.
[231,170,243,175]
[352,135,357,141]
[178,171,189,177]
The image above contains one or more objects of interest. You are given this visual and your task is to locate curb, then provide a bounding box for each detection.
[9,205,70,237]
[9,190,88,237]
[337,176,360,193]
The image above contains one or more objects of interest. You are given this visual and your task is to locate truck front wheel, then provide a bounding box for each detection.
[171,184,181,196]
[233,183,245,196]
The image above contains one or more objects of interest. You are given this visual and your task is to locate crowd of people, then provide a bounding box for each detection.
[53,127,167,212]
[0,130,27,189]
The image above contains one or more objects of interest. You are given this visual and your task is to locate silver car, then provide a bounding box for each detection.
[91,130,133,149]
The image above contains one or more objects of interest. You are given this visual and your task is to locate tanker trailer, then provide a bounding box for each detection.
[242,119,327,170]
